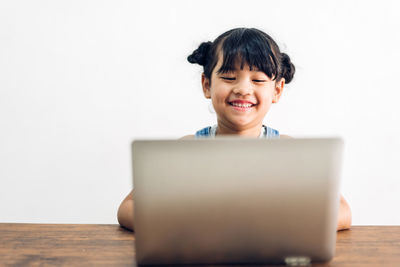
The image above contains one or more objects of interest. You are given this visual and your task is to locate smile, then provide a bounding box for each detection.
[228,101,256,111]
[230,102,253,108]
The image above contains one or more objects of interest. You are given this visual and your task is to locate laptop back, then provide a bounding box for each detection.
[132,138,343,265]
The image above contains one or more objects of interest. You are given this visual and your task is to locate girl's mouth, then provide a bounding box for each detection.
[228,101,256,111]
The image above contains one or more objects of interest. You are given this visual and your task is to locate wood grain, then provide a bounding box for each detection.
[0,224,399,266]
[0,224,135,266]
[329,226,400,267]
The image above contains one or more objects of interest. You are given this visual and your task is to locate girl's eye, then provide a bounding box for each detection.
[221,77,235,81]
[253,79,266,83]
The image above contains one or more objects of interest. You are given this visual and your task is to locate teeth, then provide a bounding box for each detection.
[231,102,253,108]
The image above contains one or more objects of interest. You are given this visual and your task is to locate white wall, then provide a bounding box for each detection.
[1,0,399,225]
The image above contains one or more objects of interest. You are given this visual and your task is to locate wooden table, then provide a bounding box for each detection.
[1,224,399,266]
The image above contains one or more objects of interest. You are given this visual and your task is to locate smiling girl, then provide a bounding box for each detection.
[118,28,352,231]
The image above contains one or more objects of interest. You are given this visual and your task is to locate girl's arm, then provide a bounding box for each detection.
[117,190,135,231]
[337,195,352,231]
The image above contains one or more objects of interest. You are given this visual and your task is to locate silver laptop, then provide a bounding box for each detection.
[132,138,343,265]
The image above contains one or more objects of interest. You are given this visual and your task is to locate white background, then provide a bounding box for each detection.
[1,0,399,225]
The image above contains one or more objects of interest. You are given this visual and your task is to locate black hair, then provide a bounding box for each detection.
[187,28,295,84]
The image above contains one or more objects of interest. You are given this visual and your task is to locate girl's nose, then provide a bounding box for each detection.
[232,80,254,95]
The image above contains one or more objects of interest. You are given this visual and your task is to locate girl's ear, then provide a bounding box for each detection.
[272,78,285,103]
[201,73,211,99]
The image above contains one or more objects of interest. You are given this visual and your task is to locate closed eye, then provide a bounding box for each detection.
[253,79,266,83]
[221,77,235,81]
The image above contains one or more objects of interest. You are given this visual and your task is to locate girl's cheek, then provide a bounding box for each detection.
[215,92,228,102]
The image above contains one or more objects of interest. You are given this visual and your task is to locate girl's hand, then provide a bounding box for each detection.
[337,195,352,231]
[117,190,135,231]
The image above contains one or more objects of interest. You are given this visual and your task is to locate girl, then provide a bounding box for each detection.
[118,28,352,231]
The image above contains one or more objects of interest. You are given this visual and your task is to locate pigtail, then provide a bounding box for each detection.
[280,53,295,84]
[187,41,212,66]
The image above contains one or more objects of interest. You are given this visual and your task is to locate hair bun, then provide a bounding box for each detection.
[280,53,295,84]
[187,41,212,66]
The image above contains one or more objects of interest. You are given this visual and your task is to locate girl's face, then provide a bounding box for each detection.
[202,55,285,135]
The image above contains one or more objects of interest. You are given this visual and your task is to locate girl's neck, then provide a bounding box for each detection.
[215,122,263,137]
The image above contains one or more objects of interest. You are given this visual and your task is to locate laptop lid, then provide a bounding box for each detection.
[132,138,343,265]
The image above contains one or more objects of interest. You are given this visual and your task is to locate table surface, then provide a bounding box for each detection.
[1,224,399,266]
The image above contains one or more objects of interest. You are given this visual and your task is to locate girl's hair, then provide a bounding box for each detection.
[187,28,295,84]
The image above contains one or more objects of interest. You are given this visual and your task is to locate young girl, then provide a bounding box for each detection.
[118,27,352,231]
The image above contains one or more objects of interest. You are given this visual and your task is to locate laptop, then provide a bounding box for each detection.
[131,137,343,265]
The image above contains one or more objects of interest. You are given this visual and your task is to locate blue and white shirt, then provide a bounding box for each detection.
[195,125,280,139]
